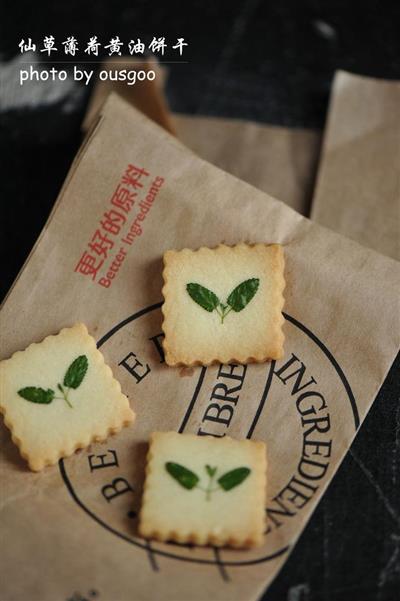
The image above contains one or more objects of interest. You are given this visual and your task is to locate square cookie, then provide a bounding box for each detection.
[0,323,135,471]
[162,243,285,366]
[139,432,267,548]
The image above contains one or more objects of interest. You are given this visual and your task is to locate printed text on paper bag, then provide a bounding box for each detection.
[74,165,164,288]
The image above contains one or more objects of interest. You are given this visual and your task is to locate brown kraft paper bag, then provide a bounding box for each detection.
[1,94,399,601]
[81,57,320,215]
[172,114,321,216]
[82,57,175,135]
[311,70,400,260]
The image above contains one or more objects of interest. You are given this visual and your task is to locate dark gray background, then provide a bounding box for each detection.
[0,2,399,600]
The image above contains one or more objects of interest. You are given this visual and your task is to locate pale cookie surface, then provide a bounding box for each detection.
[0,323,135,471]
[139,432,267,548]
[162,243,285,366]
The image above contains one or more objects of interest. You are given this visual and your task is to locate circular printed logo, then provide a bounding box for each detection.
[60,303,358,571]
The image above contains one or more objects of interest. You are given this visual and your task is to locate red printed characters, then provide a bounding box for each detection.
[75,165,163,288]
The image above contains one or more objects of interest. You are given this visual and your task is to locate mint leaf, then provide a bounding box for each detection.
[227,278,259,312]
[205,465,217,477]
[18,387,55,404]
[165,462,199,490]
[186,283,220,312]
[63,355,88,389]
[218,467,251,490]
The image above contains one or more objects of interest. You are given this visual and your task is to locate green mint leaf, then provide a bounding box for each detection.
[227,278,260,312]
[205,465,217,477]
[18,387,55,404]
[186,283,220,312]
[165,462,200,490]
[218,467,251,491]
[63,355,88,389]
[57,383,64,393]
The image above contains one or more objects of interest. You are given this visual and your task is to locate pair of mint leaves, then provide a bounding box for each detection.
[165,462,251,500]
[186,278,260,323]
[18,355,88,409]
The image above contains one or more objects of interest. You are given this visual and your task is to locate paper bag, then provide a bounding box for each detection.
[82,57,175,135]
[82,60,320,215]
[173,114,321,216]
[311,70,400,260]
[1,94,399,601]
